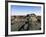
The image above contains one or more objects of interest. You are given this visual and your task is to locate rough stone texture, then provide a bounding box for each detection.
[11,14,41,31]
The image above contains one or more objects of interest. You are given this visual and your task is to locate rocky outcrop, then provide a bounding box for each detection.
[11,14,41,31]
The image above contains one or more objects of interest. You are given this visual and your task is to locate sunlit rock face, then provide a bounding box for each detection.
[27,14,41,30]
[11,14,41,31]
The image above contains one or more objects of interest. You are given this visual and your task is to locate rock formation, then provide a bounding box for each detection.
[11,14,41,31]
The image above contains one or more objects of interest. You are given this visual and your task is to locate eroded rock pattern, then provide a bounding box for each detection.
[11,14,41,31]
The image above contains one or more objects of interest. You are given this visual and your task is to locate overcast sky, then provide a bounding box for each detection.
[11,5,41,16]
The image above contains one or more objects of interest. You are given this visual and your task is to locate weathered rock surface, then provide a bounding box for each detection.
[11,14,41,31]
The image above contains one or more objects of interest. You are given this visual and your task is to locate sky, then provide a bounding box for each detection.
[11,5,41,16]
